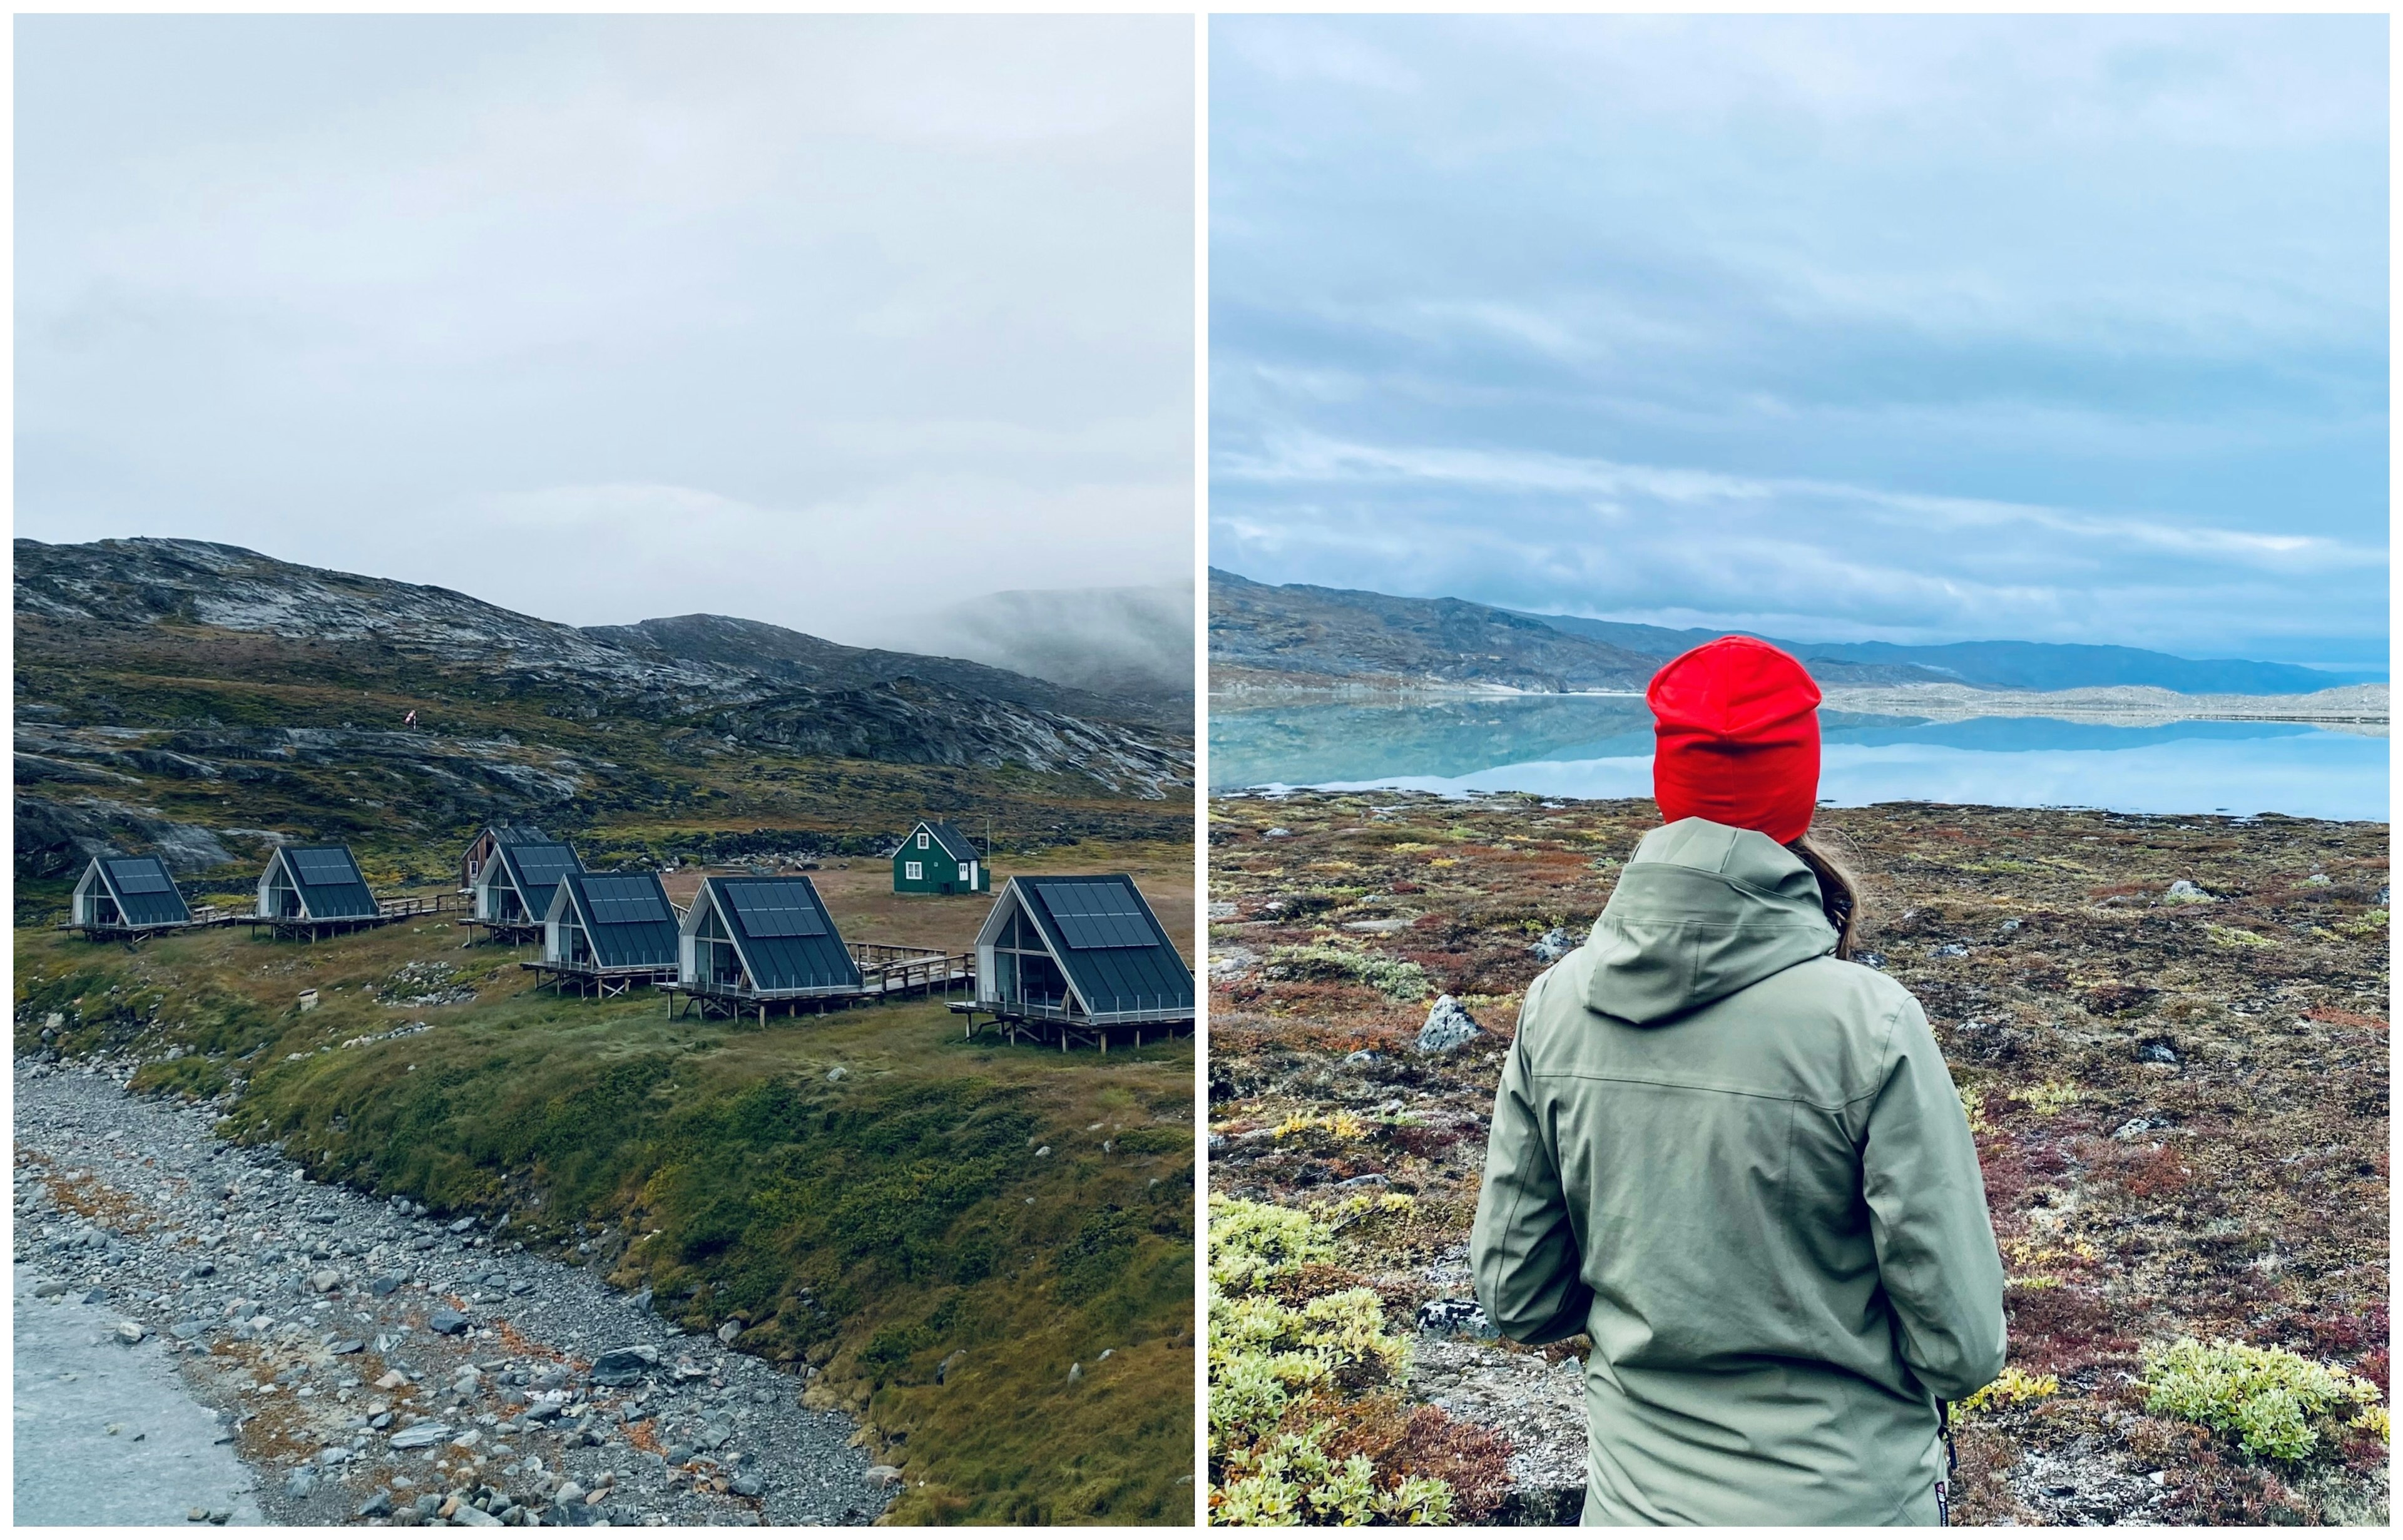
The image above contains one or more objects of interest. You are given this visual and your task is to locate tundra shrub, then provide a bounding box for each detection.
[1208,1196,1453,1526]
[2141,1337,2385,1462]
[1263,944,1432,1002]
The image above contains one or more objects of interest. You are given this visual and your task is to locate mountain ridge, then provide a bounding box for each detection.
[14,538,1191,881]
[1210,568,2370,696]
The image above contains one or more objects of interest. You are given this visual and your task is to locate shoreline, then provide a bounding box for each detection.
[1210,678,2389,732]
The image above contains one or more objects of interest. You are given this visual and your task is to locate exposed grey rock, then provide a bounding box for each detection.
[427,1308,470,1335]
[389,1423,455,1451]
[1529,926,1583,962]
[1417,995,1484,1054]
[590,1346,659,1387]
[2163,880,2214,904]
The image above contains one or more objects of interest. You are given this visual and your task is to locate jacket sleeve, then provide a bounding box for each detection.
[1471,995,1593,1346]
[1860,992,2008,1400]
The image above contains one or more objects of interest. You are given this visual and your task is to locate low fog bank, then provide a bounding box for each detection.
[874,583,1194,711]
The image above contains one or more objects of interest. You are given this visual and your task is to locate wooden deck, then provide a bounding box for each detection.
[519,960,678,998]
[947,998,1193,1053]
[459,917,544,946]
[250,892,450,942]
[665,946,976,1024]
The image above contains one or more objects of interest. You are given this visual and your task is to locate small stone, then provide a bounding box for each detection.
[864,1466,903,1486]
[1067,1362,1082,1383]
[730,1474,762,1497]
[1416,995,1483,1054]
[2140,1043,2180,1066]
[452,1501,503,1526]
[2163,880,2215,904]
[389,1422,454,1450]
[332,1339,365,1355]
[33,1279,66,1298]
[357,1493,394,1518]
[825,1066,847,1082]
[370,1275,406,1298]
[376,1370,410,1390]
[936,1349,966,1385]
[1342,1049,1380,1066]
[589,1346,658,1387]
[428,1309,471,1335]
[208,1510,230,1526]
[171,1319,210,1341]
[113,1320,147,1345]
[310,1269,342,1293]
[1529,926,1582,962]
[188,1507,209,1523]
[448,1217,478,1235]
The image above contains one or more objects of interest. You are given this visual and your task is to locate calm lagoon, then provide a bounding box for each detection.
[1210,696,2390,822]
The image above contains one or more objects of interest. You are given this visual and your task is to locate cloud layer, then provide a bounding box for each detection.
[19,16,1193,640]
[1211,15,2387,668]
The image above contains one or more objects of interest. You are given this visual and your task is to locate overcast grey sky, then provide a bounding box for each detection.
[1212,16,2387,670]
[18,15,1193,643]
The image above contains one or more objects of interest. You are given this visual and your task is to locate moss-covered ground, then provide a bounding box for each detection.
[1208,790,2388,1526]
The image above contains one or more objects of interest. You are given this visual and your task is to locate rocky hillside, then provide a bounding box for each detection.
[1212,568,2366,698]
[1209,570,1944,695]
[15,538,1192,887]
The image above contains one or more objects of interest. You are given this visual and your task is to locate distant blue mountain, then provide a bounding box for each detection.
[1516,612,2379,696]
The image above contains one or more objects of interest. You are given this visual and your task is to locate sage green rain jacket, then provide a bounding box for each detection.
[1470,818,2005,1526]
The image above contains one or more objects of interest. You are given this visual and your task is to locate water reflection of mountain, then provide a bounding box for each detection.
[1210,696,1655,788]
[1824,716,2326,753]
[1211,695,2352,791]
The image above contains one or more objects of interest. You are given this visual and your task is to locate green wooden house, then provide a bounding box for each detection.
[894,820,989,895]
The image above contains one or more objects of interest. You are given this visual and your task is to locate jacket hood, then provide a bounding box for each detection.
[1582,817,1838,1025]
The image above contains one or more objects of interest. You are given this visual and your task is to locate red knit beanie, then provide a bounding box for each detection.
[1648,636,1822,844]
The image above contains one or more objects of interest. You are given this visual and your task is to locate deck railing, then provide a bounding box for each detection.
[984,991,1195,1025]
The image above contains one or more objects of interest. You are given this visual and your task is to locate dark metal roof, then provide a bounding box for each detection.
[917,821,981,862]
[559,870,678,971]
[489,825,550,847]
[706,876,859,994]
[1018,875,1191,1018]
[93,855,191,927]
[276,845,378,920]
[496,840,584,911]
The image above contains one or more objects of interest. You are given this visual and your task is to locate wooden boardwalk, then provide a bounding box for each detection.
[251,892,450,942]
[665,946,975,1024]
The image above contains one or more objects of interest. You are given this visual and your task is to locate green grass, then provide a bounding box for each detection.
[17,915,1195,1526]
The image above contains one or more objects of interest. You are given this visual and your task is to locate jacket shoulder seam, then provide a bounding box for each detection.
[1518,1067,1875,1115]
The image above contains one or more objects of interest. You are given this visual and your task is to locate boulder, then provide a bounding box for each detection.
[1416,996,1484,1054]
[589,1345,659,1387]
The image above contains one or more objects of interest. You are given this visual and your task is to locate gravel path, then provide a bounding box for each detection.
[14,1061,894,1527]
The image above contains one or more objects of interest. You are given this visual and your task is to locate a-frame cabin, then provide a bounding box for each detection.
[962,875,1193,1050]
[672,875,864,1022]
[255,845,382,939]
[71,855,193,938]
[533,871,681,996]
[469,835,583,941]
[461,825,549,892]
